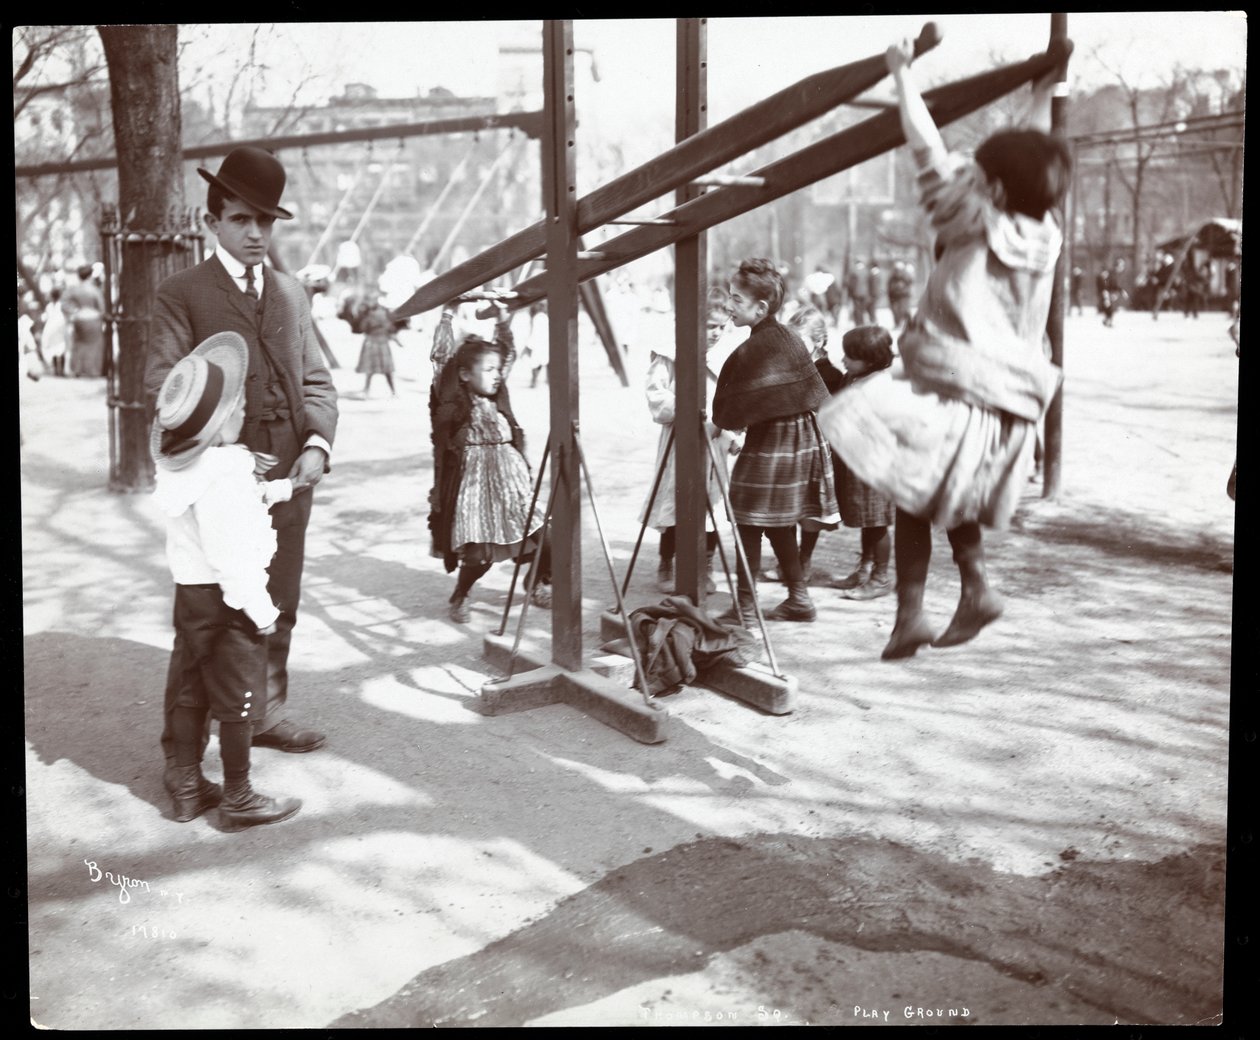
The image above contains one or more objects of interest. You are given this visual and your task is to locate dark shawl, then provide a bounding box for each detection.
[712,317,828,430]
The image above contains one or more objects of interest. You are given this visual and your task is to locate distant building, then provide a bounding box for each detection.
[238,80,539,283]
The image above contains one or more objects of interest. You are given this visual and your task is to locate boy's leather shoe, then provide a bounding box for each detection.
[251,719,326,753]
[170,764,222,822]
[220,780,301,829]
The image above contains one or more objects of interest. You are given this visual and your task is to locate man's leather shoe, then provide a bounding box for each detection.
[251,719,326,753]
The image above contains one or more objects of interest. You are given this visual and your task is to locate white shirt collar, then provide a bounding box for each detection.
[215,246,263,296]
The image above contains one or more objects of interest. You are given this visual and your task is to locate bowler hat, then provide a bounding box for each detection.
[198,146,293,220]
[151,332,250,470]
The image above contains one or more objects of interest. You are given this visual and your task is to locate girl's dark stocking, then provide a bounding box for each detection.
[798,528,820,579]
[933,521,1003,647]
[765,526,803,585]
[453,560,492,601]
[659,526,676,565]
[736,524,763,594]
[863,524,891,568]
[882,509,936,660]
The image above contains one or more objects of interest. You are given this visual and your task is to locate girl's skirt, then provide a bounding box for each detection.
[728,412,840,528]
[816,363,1035,530]
[453,441,544,566]
[356,334,394,375]
[640,424,732,532]
[835,453,897,529]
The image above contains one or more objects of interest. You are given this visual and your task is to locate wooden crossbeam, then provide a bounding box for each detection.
[388,22,942,320]
[15,111,545,180]
[503,39,1074,308]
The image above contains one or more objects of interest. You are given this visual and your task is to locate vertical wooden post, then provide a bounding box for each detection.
[674,17,709,604]
[1043,12,1069,499]
[543,20,583,670]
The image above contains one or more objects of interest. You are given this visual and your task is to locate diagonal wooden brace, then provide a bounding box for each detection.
[389,22,942,319]
[505,38,1075,307]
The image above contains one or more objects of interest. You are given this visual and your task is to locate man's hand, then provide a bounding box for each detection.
[288,446,328,493]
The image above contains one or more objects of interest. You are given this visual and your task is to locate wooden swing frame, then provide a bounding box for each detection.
[419,18,1072,743]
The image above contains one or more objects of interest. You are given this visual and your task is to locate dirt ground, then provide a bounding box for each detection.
[20,306,1242,1029]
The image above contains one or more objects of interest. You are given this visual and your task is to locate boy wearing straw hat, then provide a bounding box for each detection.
[151,331,301,828]
[146,146,338,780]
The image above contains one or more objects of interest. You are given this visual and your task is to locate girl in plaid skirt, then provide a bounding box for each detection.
[713,259,839,624]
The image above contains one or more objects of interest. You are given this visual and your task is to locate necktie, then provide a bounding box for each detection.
[244,265,259,302]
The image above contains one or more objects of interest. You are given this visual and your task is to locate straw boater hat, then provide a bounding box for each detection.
[151,332,249,471]
[197,146,293,220]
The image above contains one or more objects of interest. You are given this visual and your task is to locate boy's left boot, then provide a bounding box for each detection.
[220,777,301,829]
[765,581,816,622]
[170,764,223,823]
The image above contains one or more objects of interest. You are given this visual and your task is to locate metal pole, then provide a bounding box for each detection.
[674,17,709,606]
[705,430,782,678]
[1043,12,1069,499]
[496,439,551,637]
[542,20,583,671]
[403,141,478,259]
[303,152,371,271]
[431,137,521,273]
[348,157,401,244]
[573,426,656,707]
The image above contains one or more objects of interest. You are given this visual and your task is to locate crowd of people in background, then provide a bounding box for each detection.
[17,262,107,381]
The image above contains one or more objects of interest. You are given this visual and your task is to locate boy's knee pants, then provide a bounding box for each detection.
[160,584,268,760]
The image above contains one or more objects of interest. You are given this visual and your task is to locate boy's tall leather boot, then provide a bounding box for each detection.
[170,764,223,823]
[765,580,816,622]
[220,775,301,829]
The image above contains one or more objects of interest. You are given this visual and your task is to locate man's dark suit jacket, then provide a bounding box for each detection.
[145,255,338,501]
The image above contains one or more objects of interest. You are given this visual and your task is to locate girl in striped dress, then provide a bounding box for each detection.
[430,335,550,623]
[712,258,840,624]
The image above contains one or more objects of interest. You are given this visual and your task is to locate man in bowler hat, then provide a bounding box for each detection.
[146,146,339,780]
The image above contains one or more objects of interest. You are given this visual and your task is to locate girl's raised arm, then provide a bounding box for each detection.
[1024,69,1056,134]
[887,39,947,168]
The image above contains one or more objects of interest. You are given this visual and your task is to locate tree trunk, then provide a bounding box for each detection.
[98,25,185,492]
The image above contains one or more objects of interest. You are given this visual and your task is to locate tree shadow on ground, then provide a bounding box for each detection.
[331,832,1224,1028]
[1011,499,1233,574]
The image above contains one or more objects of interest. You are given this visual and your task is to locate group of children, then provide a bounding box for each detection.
[147,36,1067,826]
[629,36,1065,661]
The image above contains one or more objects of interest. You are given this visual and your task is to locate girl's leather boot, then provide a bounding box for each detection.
[766,580,816,622]
[841,562,892,600]
[832,557,873,590]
